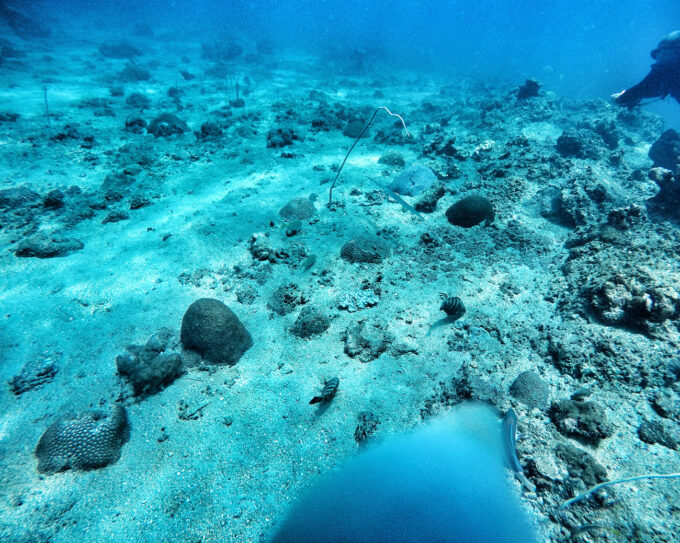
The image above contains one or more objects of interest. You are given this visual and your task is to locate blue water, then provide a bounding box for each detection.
[55,0,680,123]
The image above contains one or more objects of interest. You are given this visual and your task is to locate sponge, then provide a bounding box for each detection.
[270,404,537,543]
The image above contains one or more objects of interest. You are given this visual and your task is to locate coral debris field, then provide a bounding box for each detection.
[1,30,680,543]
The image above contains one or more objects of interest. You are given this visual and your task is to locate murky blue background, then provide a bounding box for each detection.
[55,0,679,118]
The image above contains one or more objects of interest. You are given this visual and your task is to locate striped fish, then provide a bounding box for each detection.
[440,296,466,318]
[310,377,339,405]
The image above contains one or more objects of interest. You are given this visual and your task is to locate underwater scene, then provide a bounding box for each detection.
[1,0,680,541]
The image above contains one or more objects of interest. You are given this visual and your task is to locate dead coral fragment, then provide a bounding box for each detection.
[585,273,679,336]
[147,113,188,138]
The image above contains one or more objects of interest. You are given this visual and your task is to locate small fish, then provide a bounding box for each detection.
[440,296,466,319]
[310,377,339,405]
[502,409,536,493]
[301,254,317,272]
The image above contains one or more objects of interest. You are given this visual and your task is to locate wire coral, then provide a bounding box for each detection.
[327,106,410,207]
[556,472,680,513]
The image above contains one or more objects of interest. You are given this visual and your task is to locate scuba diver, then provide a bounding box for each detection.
[613,31,680,107]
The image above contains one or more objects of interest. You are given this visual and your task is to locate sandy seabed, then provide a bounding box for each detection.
[1,23,680,543]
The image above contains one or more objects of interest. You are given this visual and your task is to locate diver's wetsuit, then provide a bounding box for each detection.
[615,31,680,107]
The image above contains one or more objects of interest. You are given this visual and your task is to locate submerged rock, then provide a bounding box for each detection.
[606,204,647,230]
[125,116,147,134]
[99,42,141,59]
[555,441,607,488]
[414,182,446,213]
[15,234,83,258]
[119,64,151,82]
[555,130,604,159]
[354,411,380,444]
[342,120,369,139]
[268,283,305,316]
[516,78,541,100]
[0,40,25,60]
[344,320,393,362]
[102,209,130,223]
[116,141,156,166]
[340,234,389,264]
[196,121,223,139]
[148,113,189,138]
[125,92,151,109]
[0,111,20,122]
[8,358,58,395]
[266,127,302,148]
[638,420,679,450]
[550,399,613,445]
[338,290,379,312]
[649,129,680,172]
[236,285,258,305]
[422,134,466,160]
[378,151,405,167]
[101,169,138,201]
[445,195,494,227]
[0,3,50,38]
[649,167,680,217]
[290,306,330,338]
[117,353,182,396]
[0,185,40,209]
[43,189,65,209]
[584,273,679,336]
[250,232,277,263]
[201,40,243,61]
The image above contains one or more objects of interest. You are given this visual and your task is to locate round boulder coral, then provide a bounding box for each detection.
[279,197,316,221]
[290,306,330,338]
[343,120,369,139]
[340,234,389,264]
[445,195,494,228]
[35,405,129,474]
[180,298,253,365]
[147,113,189,138]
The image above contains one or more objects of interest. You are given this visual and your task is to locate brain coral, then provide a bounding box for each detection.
[279,197,316,221]
[35,405,129,474]
[340,234,389,264]
[180,298,253,365]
